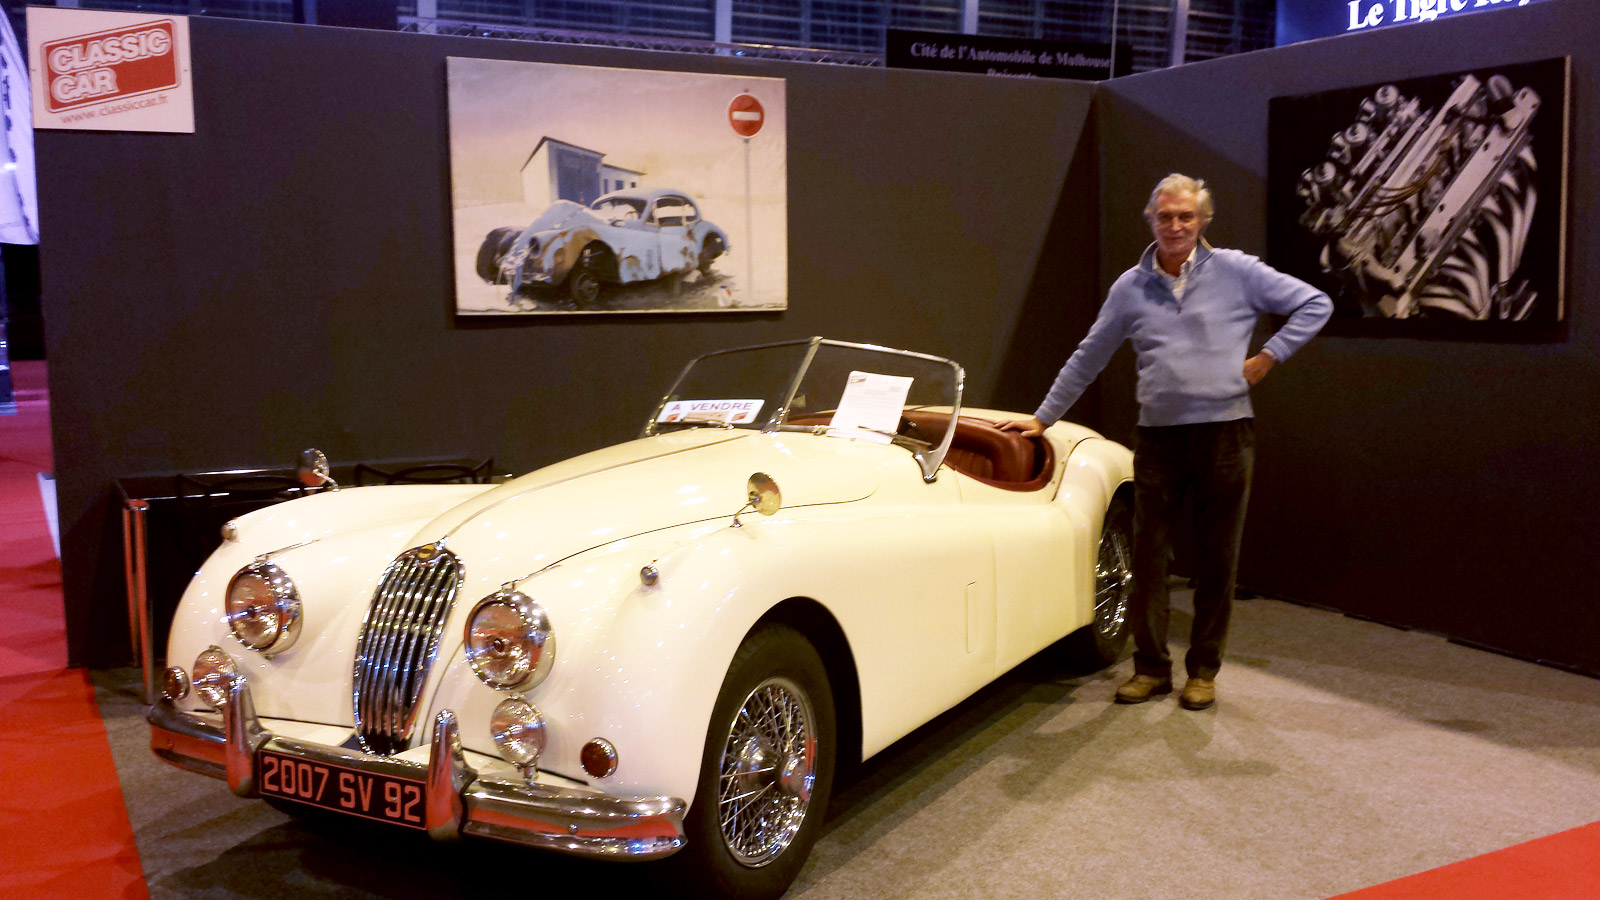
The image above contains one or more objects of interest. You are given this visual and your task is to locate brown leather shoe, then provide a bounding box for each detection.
[1115,674,1173,704]
[1179,677,1216,710]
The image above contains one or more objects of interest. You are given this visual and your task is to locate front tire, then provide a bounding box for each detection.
[566,246,602,306]
[676,625,835,900]
[475,226,520,283]
[1061,495,1133,669]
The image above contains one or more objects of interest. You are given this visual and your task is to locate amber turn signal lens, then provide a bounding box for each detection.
[581,738,618,778]
[162,666,190,701]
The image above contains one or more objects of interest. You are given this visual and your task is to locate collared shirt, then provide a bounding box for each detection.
[1154,247,1196,301]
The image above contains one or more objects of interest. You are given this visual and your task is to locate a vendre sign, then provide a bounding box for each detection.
[28,7,194,133]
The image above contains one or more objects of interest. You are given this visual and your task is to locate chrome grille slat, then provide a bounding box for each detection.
[387,562,450,736]
[375,562,432,737]
[353,545,463,756]
[358,560,420,738]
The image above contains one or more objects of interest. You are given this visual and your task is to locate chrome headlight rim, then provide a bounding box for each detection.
[464,589,556,692]
[225,560,303,656]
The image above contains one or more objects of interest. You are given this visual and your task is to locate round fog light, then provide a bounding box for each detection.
[490,698,546,775]
[581,738,618,778]
[162,666,191,702]
[193,647,239,710]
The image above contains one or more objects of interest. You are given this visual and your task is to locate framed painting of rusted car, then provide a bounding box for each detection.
[447,58,787,315]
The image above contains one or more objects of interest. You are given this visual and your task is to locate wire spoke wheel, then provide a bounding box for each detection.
[1094,514,1132,640]
[715,676,816,867]
[1059,497,1133,670]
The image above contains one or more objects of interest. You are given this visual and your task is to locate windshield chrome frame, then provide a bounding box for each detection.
[641,337,965,483]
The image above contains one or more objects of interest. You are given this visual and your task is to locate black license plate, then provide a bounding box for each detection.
[257,749,426,829]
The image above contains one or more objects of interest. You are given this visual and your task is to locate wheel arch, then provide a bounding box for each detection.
[1111,479,1134,513]
[748,596,864,774]
[570,238,619,283]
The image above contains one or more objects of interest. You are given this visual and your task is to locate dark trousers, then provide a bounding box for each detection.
[1130,418,1255,681]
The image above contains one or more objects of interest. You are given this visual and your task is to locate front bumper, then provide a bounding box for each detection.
[148,680,686,859]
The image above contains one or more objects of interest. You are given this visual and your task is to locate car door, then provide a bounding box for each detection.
[954,471,1085,675]
[648,196,699,275]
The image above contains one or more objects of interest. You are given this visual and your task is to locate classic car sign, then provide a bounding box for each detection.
[27,7,194,132]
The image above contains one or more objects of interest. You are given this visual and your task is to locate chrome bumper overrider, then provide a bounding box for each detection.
[147,681,686,859]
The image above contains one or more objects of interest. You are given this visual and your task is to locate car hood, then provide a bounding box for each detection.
[406,429,883,593]
[524,200,594,234]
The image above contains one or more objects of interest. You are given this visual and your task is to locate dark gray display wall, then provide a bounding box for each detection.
[38,18,1101,666]
[1095,0,1599,674]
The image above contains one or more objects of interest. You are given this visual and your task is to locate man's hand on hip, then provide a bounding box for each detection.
[1243,352,1277,386]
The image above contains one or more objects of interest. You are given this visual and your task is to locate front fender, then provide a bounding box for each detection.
[424,517,773,807]
[531,227,603,284]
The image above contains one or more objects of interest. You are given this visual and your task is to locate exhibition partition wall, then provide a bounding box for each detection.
[38,2,1597,675]
[36,19,1102,666]
[1095,0,1599,674]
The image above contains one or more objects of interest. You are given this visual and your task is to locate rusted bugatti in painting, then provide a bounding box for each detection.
[475,188,730,307]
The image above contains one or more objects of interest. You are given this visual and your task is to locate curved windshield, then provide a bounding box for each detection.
[644,339,964,480]
[591,197,645,224]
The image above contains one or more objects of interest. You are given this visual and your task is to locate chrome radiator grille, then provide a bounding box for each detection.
[353,544,463,756]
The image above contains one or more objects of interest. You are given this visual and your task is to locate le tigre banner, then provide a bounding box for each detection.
[28,6,194,133]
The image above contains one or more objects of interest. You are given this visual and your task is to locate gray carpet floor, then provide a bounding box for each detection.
[94,586,1600,899]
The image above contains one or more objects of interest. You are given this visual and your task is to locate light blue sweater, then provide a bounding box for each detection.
[1035,242,1332,428]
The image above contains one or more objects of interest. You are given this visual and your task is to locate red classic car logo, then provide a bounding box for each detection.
[42,20,179,113]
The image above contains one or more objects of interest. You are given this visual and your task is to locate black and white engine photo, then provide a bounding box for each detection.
[1267,58,1570,340]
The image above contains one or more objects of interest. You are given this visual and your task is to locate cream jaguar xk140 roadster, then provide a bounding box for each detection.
[148,337,1134,899]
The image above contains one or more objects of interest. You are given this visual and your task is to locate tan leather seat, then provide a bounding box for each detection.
[902,411,1047,487]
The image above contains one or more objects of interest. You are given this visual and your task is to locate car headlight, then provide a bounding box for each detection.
[491,697,546,775]
[225,560,302,655]
[193,647,239,710]
[464,589,556,691]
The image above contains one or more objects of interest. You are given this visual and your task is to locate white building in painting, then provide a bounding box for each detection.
[520,137,644,209]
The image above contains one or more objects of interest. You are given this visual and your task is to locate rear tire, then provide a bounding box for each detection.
[672,625,835,900]
[697,236,724,276]
[566,246,602,306]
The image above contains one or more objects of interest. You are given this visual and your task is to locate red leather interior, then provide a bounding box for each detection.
[901,410,1052,490]
[787,410,1053,490]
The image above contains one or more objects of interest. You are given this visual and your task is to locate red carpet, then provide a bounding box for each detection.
[0,361,149,899]
[1327,821,1600,899]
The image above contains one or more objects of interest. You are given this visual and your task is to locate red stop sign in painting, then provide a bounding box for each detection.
[728,93,765,138]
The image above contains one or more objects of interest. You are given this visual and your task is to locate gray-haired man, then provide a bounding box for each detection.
[1004,174,1331,709]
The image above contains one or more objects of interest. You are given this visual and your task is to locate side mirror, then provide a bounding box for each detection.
[731,472,781,527]
[297,448,338,491]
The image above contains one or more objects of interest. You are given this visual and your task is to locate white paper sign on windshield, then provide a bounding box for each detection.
[826,371,913,444]
[658,398,764,425]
